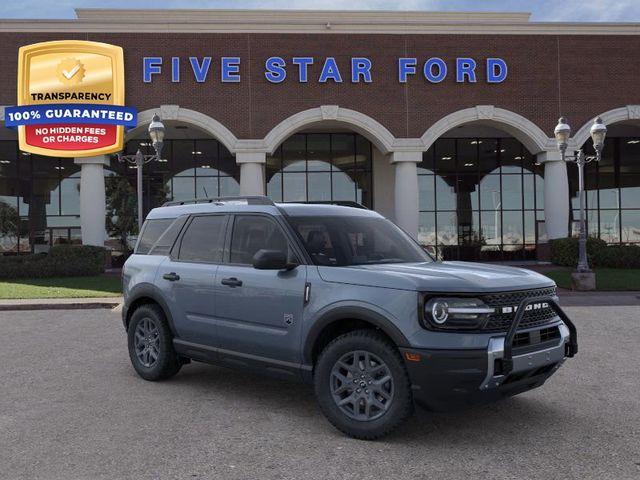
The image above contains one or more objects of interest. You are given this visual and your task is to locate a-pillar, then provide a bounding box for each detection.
[237,152,266,196]
[538,151,569,239]
[74,155,108,246]
[391,151,421,239]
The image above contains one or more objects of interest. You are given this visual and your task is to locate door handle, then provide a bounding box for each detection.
[162,272,180,281]
[221,277,243,287]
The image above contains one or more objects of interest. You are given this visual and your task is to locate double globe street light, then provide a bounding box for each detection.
[117,113,166,231]
[553,116,607,285]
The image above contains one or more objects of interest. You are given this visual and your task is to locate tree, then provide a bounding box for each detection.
[152,179,171,209]
[105,176,138,252]
[0,201,20,251]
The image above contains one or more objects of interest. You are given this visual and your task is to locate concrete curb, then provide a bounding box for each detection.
[0,297,123,312]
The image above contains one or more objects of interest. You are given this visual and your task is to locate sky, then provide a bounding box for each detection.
[1,0,639,22]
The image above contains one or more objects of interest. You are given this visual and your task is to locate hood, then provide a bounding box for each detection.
[316,261,555,293]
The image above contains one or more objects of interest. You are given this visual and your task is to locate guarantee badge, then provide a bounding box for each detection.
[5,40,136,157]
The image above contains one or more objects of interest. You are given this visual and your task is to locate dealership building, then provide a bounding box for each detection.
[0,8,639,261]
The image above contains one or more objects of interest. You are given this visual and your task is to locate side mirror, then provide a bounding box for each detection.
[252,249,296,270]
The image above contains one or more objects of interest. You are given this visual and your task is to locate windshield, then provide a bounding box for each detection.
[287,215,432,266]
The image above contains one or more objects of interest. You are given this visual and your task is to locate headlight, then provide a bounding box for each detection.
[424,297,494,330]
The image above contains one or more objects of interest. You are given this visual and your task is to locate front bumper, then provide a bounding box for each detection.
[401,297,576,411]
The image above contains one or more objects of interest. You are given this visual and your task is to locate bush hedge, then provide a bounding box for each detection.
[550,237,640,268]
[0,245,107,279]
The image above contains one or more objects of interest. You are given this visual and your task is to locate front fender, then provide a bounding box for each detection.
[302,302,411,365]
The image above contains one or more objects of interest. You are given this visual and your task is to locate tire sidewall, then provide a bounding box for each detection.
[127,305,177,381]
[314,332,412,439]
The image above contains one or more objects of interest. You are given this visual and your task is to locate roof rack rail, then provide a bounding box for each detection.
[162,196,275,207]
[282,200,369,210]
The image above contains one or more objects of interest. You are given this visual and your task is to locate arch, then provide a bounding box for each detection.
[263,106,396,155]
[420,105,553,154]
[127,106,239,153]
[572,105,640,148]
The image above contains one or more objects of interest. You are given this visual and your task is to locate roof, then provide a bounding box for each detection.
[0,9,638,35]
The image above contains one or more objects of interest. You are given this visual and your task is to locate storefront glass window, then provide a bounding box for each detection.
[569,137,640,245]
[418,137,543,261]
[0,138,238,254]
[266,133,373,207]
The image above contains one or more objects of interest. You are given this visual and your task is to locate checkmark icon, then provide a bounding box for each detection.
[62,64,80,79]
[57,59,84,85]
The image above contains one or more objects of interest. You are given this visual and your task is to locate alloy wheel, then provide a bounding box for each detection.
[329,350,394,421]
[134,317,160,368]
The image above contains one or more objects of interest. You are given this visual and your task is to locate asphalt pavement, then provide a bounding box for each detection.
[1,307,639,480]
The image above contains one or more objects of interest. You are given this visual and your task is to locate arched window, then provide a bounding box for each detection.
[418,137,543,261]
[121,138,240,207]
[266,133,373,207]
[569,136,640,244]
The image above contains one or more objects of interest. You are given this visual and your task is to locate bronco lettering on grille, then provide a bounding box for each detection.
[501,302,549,314]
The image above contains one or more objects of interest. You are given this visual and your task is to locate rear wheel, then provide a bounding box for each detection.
[314,330,413,440]
[127,304,181,381]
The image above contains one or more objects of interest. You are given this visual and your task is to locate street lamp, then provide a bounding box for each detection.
[554,116,607,274]
[117,114,166,231]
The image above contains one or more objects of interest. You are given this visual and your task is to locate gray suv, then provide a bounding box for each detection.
[122,196,577,439]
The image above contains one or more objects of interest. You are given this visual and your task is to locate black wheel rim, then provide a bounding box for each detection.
[134,317,160,368]
[329,350,394,421]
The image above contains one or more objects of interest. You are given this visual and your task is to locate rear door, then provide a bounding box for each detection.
[214,214,307,367]
[156,214,229,347]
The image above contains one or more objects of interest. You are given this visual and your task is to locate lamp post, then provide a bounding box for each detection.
[117,114,166,231]
[553,116,607,275]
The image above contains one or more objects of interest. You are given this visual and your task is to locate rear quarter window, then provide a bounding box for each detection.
[135,218,175,255]
[149,216,189,256]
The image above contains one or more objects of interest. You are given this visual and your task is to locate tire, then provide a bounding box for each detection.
[127,303,182,381]
[314,329,414,440]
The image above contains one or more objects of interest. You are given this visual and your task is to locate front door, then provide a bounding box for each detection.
[156,214,229,347]
[215,214,307,366]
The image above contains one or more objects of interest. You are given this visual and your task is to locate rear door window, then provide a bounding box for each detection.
[136,218,174,254]
[177,215,228,263]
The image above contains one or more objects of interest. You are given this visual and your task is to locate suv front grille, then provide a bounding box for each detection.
[481,287,558,331]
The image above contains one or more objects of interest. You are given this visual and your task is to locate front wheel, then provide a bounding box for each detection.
[314,330,414,440]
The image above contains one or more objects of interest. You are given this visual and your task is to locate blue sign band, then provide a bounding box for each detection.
[5,104,138,128]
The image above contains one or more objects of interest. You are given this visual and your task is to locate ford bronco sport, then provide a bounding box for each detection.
[122,196,577,439]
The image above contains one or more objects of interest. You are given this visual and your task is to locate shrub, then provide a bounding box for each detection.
[0,245,106,279]
[550,237,640,268]
[595,244,640,268]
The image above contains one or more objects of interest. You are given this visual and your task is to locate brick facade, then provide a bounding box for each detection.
[0,31,638,141]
